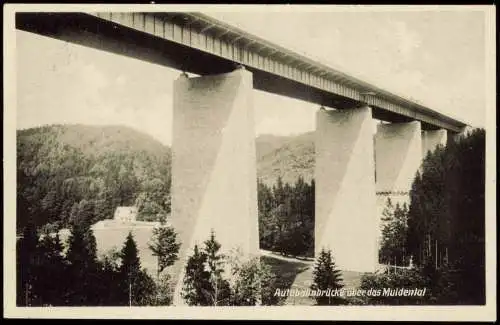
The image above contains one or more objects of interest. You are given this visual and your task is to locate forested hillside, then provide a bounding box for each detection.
[16,124,172,232]
[256,131,315,186]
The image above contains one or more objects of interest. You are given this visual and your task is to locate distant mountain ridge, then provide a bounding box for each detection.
[17,124,314,183]
[256,131,315,186]
[17,124,171,158]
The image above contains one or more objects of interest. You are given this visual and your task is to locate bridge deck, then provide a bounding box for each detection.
[15,11,467,132]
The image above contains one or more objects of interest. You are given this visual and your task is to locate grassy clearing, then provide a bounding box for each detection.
[93,227,158,275]
[59,226,158,276]
[260,254,366,305]
[260,255,312,305]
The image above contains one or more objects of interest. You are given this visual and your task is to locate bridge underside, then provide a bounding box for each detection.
[16,12,449,129]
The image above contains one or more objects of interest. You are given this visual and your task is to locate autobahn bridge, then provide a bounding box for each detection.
[17,11,468,303]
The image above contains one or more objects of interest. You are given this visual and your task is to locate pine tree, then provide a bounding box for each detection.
[65,219,98,305]
[35,231,67,306]
[181,245,211,306]
[117,232,157,306]
[120,232,141,276]
[17,221,40,306]
[66,222,97,269]
[258,177,315,257]
[120,231,141,306]
[181,232,232,306]
[203,230,231,306]
[379,198,409,265]
[96,248,123,306]
[310,248,344,305]
[148,225,180,279]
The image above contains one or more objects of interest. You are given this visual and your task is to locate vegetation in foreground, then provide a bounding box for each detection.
[17,218,176,306]
[181,231,278,306]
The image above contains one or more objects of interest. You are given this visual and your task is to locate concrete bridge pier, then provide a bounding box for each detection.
[315,106,378,273]
[374,121,422,249]
[448,125,473,144]
[422,129,448,158]
[169,68,259,305]
[375,121,423,197]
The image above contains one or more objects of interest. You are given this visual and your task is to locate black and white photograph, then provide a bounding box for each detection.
[3,4,496,321]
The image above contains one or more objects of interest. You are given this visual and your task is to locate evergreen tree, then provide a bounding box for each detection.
[181,232,232,306]
[148,225,180,279]
[181,245,211,306]
[65,218,99,305]
[96,249,123,306]
[133,271,157,306]
[119,232,141,306]
[310,248,344,305]
[16,221,40,306]
[120,232,157,306]
[35,231,68,306]
[120,232,141,276]
[257,176,315,257]
[379,198,409,265]
[203,230,231,306]
[273,175,286,206]
[257,179,275,251]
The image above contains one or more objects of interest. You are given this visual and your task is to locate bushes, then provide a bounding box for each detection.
[358,269,430,305]
[357,261,479,306]
[182,231,278,306]
[228,254,276,306]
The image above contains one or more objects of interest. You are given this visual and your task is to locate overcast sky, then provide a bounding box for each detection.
[16,9,488,146]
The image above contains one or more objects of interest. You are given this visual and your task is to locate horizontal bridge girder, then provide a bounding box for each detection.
[15,11,467,132]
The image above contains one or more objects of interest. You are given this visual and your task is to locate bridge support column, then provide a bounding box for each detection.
[375,121,422,252]
[315,106,378,272]
[375,121,422,196]
[448,126,472,144]
[170,68,259,305]
[422,129,447,158]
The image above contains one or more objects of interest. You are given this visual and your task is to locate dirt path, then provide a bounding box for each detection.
[259,249,314,264]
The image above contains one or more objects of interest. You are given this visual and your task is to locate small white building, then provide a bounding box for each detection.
[113,206,138,223]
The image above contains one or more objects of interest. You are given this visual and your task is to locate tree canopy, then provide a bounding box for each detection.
[17,125,172,232]
[310,248,344,305]
[258,176,315,257]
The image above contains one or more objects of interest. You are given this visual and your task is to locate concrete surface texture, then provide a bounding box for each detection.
[170,69,259,304]
[315,106,378,272]
[422,129,447,158]
[375,121,422,194]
